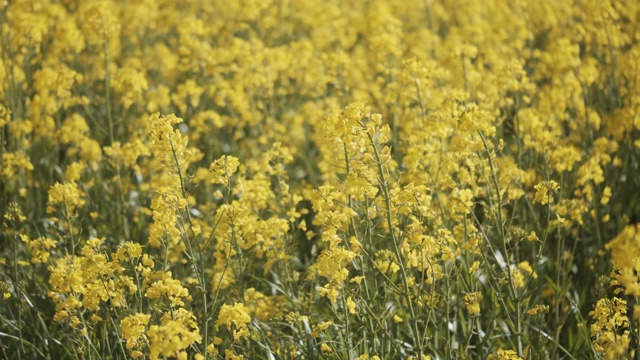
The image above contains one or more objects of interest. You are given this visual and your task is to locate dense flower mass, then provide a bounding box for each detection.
[1,0,640,359]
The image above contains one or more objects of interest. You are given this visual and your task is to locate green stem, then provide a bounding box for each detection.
[363,122,423,359]
[11,227,25,358]
[478,131,522,355]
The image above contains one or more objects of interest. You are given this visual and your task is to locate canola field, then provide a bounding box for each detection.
[1,0,640,359]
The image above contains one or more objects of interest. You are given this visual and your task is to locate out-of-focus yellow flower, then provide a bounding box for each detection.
[147,318,201,360]
[1,152,34,180]
[527,304,549,316]
[463,292,483,316]
[589,297,630,359]
[215,302,252,341]
[606,224,640,297]
[121,313,150,349]
[47,182,85,215]
[488,349,523,360]
[533,180,560,205]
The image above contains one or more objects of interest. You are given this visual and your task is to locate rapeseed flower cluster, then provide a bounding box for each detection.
[1,0,640,359]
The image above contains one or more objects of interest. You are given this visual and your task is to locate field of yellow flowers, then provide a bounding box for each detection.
[1,0,640,359]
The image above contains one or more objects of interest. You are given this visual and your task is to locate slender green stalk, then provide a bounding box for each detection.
[363,121,423,359]
[478,131,522,356]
